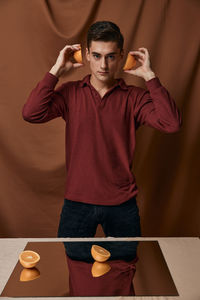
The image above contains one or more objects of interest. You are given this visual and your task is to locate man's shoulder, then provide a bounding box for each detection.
[60,74,90,89]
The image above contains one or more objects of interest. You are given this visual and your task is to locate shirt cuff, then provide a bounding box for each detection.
[42,72,59,86]
[145,77,162,90]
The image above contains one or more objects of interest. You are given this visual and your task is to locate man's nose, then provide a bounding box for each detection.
[100,57,108,69]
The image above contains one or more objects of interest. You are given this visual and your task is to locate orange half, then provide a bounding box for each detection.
[91,261,111,277]
[123,53,136,70]
[20,267,40,282]
[19,250,40,269]
[91,245,111,262]
[73,49,82,63]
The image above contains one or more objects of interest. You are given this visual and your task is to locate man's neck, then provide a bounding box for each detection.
[90,75,117,94]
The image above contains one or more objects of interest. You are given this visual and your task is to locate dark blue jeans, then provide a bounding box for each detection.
[58,196,141,238]
[57,197,141,262]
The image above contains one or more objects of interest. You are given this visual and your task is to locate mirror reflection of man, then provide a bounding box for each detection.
[23,21,181,239]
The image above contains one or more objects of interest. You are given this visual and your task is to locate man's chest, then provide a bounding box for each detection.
[67,90,133,131]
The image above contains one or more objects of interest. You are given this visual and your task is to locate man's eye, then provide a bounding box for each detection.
[108,55,115,60]
[93,54,100,59]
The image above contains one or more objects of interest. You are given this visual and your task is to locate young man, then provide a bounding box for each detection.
[22,21,181,238]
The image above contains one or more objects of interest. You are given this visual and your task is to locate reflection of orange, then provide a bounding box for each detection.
[73,49,82,63]
[20,267,40,282]
[123,53,136,70]
[91,261,111,277]
[19,250,40,268]
[91,245,111,262]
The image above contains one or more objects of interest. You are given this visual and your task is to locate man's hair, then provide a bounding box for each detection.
[87,21,124,51]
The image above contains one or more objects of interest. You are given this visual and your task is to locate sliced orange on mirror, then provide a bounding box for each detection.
[19,250,40,268]
[20,267,40,281]
[123,53,136,70]
[91,261,111,277]
[91,245,111,262]
[73,49,82,63]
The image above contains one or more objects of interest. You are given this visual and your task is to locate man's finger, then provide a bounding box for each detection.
[123,69,137,75]
[61,44,81,53]
[130,50,145,55]
[60,45,72,52]
[137,58,143,63]
[71,44,81,50]
[138,48,149,56]
[73,63,84,68]
[138,47,148,52]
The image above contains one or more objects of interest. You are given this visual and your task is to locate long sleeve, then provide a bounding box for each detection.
[133,77,182,132]
[22,72,67,123]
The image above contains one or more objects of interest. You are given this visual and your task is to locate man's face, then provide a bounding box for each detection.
[86,40,123,84]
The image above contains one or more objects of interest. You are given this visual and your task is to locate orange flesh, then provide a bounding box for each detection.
[92,245,110,257]
[20,251,39,262]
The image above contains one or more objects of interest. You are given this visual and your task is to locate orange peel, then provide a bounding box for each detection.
[73,49,82,63]
[123,53,136,70]
[20,267,40,282]
[91,261,111,277]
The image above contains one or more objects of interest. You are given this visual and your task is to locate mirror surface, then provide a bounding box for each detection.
[1,241,178,297]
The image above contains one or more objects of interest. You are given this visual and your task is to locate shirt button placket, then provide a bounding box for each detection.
[96,92,102,105]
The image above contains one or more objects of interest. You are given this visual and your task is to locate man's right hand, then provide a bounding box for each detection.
[49,44,83,78]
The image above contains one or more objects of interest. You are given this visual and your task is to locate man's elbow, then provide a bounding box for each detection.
[22,106,49,123]
[22,105,40,123]
[166,118,182,133]
[22,106,33,122]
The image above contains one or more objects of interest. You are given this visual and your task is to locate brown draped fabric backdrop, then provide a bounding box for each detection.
[0,0,199,238]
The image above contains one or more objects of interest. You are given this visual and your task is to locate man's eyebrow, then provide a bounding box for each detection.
[106,52,117,55]
[92,52,101,55]
[91,51,117,55]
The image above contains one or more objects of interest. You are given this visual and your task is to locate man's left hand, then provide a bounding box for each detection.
[124,47,156,81]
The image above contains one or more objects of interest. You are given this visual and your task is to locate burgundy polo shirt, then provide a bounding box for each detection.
[23,72,181,205]
[66,255,137,296]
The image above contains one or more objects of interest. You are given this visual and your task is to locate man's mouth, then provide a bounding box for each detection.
[98,71,109,75]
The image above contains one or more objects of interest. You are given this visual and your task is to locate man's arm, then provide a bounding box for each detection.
[124,47,182,132]
[22,44,83,123]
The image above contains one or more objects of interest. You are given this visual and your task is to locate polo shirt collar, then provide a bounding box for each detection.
[80,74,128,91]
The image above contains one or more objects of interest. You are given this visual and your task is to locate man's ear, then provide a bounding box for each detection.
[86,48,90,62]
